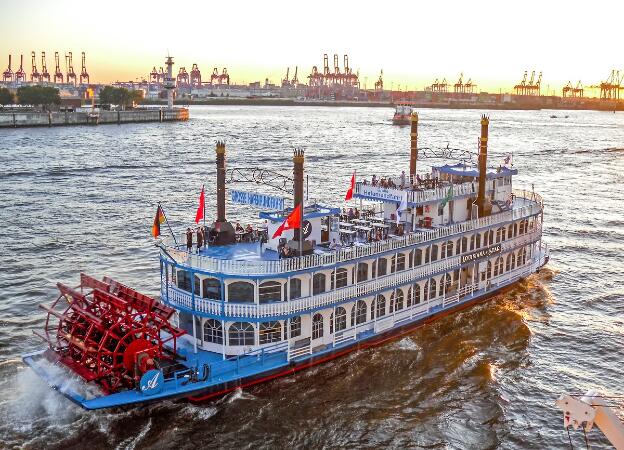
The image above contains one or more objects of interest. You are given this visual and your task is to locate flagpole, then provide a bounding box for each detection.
[159,202,179,247]
[202,184,206,228]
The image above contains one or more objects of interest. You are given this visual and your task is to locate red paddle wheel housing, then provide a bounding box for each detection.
[35,274,185,394]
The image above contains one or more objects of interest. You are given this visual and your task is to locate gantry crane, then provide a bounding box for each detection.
[79,52,89,85]
[40,52,50,83]
[374,69,383,91]
[15,54,26,83]
[65,52,77,86]
[514,71,528,95]
[54,52,63,83]
[30,51,41,83]
[190,63,201,87]
[282,67,291,87]
[291,66,299,86]
[150,66,159,83]
[454,73,464,93]
[2,54,14,82]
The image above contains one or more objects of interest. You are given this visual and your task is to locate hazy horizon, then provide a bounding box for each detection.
[1,0,623,95]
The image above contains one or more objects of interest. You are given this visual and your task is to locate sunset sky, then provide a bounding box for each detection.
[1,0,622,94]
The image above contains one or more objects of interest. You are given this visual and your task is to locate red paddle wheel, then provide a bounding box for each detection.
[35,274,185,394]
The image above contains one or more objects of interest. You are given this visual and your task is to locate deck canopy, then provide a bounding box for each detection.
[259,203,340,223]
[433,163,517,179]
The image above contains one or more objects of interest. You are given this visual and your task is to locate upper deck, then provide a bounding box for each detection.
[160,188,543,276]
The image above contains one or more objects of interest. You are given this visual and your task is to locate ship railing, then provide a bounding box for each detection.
[287,341,312,361]
[160,190,543,276]
[333,327,357,346]
[162,227,543,319]
[354,179,497,205]
[202,340,289,381]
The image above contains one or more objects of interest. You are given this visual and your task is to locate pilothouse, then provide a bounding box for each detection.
[23,114,548,409]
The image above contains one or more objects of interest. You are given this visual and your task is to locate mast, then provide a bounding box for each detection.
[476,115,491,217]
[292,148,305,256]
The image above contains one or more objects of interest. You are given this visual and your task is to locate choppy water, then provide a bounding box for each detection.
[0,106,623,449]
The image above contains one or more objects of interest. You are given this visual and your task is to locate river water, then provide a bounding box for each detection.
[0,105,622,449]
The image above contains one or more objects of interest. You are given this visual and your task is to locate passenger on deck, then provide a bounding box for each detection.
[375,229,382,241]
[277,240,286,258]
[196,227,204,249]
[186,228,193,252]
[329,238,337,251]
[348,208,355,221]
[372,174,377,186]
[282,245,292,258]
[235,222,244,233]
[400,170,406,188]
[208,226,218,244]
[354,208,360,219]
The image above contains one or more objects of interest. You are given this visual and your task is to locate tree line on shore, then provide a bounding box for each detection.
[0,86,144,110]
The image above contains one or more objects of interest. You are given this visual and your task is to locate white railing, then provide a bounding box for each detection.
[163,226,543,319]
[374,315,395,333]
[161,190,543,276]
[354,179,496,205]
[334,328,357,346]
[287,342,312,361]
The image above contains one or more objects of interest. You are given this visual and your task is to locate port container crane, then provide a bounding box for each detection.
[176,67,189,86]
[210,67,220,85]
[65,52,77,86]
[54,52,63,83]
[30,51,41,83]
[374,69,383,91]
[79,52,89,85]
[40,52,50,83]
[282,67,291,87]
[190,64,201,87]
[15,54,26,83]
[454,73,464,93]
[514,71,528,95]
[150,66,159,83]
[2,54,14,82]
[291,66,299,86]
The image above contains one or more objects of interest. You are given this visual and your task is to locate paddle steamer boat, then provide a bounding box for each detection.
[24,114,548,409]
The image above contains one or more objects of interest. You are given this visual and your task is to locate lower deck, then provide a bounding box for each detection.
[23,248,547,410]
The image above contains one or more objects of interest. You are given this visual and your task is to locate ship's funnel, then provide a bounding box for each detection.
[410,112,418,182]
[288,149,313,255]
[476,115,492,217]
[212,141,235,245]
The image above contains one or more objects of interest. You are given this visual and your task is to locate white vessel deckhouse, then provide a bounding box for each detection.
[24,114,548,409]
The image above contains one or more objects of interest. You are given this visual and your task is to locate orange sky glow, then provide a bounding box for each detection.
[1,0,623,95]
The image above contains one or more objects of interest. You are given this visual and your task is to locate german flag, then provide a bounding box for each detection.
[152,205,166,238]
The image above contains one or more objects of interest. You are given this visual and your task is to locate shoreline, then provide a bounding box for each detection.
[142,97,624,112]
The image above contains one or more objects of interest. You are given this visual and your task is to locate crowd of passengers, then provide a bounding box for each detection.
[363,171,444,191]
[185,223,268,252]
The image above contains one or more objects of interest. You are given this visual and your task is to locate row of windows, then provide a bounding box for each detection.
[171,219,536,303]
[200,247,530,346]
[202,317,303,346]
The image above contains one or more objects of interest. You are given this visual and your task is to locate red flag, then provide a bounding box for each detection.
[195,185,205,224]
[344,172,355,201]
[272,203,302,239]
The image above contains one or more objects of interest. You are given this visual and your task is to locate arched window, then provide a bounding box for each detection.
[446,240,454,258]
[501,227,506,241]
[425,246,431,263]
[486,261,492,280]
[414,248,423,266]
[511,252,516,270]
[331,268,348,289]
[505,253,513,272]
[228,281,255,303]
[496,227,503,243]
[441,273,452,296]
[494,257,504,276]
[390,289,404,313]
[290,277,302,300]
[519,220,526,234]
[372,294,386,319]
[508,223,514,239]
[408,250,414,268]
[194,275,201,296]
[330,307,347,334]
[476,233,482,249]
[203,319,223,344]
[469,234,476,251]
[259,281,282,304]
[228,322,254,346]
[457,238,463,255]
[377,258,388,277]
[259,321,282,344]
[202,278,221,300]
[312,313,323,340]
[487,229,494,246]
[357,262,368,283]
[431,245,439,262]
[371,260,377,278]
[425,278,437,300]
[351,300,367,325]
[313,273,326,295]
[413,283,421,305]
[288,316,301,338]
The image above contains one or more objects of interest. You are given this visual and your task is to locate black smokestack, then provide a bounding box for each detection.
[476,115,490,217]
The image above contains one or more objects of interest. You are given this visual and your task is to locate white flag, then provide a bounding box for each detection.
[396,192,408,224]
